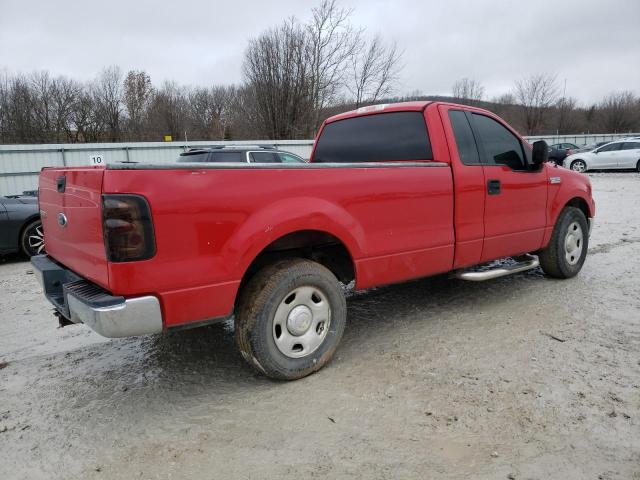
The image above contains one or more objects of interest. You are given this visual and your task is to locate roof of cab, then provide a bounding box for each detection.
[324,101,432,124]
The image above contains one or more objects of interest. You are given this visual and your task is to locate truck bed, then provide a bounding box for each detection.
[40,161,454,328]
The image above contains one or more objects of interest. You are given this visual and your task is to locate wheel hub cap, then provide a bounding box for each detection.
[287,305,313,336]
[564,221,584,265]
[272,286,331,359]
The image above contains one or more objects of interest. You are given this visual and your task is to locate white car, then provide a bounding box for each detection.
[563,140,640,173]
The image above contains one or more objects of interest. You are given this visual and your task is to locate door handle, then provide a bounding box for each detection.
[487,179,501,195]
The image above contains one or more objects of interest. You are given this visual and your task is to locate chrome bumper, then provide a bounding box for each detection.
[31,255,163,338]
[65,294,162,338]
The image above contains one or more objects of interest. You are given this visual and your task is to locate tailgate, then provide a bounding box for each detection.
[39,167,109,289]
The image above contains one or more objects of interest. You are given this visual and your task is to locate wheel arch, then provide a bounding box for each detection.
[237,229,357,301]
[564,196,592,220]
[562,196,594,235]
[226,197,364,300]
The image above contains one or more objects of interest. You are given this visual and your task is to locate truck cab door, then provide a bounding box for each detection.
[468,112,548,262]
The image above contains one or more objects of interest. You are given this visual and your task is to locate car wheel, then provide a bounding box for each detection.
[20,219,45,257]
[570,159,587,173]
[538,207,589,279]
[636,160,640,173]
[235,258,346,380]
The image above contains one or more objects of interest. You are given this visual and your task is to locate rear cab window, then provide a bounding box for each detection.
[313,111,432,163]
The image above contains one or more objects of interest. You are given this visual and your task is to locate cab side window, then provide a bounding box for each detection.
[471,113,526,171]
[448,110,480,165]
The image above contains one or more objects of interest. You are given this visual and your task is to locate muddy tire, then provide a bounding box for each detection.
[538,207,589,279]
[235,258,346,380]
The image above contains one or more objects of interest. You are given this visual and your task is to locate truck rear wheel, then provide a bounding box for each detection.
[235,258,346,380]
[538,207,589,279]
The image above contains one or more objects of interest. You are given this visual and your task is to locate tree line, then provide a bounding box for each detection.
[1,1,638,145]
[449,76,640,136]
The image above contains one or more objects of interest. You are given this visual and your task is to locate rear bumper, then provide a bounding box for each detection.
[31,255,163,338]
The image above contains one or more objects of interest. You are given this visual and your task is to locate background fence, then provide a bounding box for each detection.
[1,133,637,196]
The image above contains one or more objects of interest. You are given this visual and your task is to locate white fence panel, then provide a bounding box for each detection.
[0,134,637,196]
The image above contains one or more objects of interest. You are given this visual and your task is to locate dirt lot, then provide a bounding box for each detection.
[1,172,639,480]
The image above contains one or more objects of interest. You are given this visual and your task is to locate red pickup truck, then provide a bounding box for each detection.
[32,101,595,380]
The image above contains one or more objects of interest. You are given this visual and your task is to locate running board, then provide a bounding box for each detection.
[453,255,540,282]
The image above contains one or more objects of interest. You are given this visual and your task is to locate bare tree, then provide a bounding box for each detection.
[513,73,559,135]
[47,75,80,142]
[94,66,124,141]
[69,87,104,143]
[555,96,579,134]
[452,77,485,105]
[4,74,38,143]
[597,91,638,133]
[226,85,261,139]
[347,34,402,108]
[493,93,516,105]
[147,81,189,141]
[0,72,8,143]
[30,71,56,141]
[243,19,313,139]
[124,70,154,140]
[306,0,360,130]
[188,85,236,140]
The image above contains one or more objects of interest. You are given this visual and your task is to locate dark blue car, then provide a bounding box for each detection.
[0,192,44,257]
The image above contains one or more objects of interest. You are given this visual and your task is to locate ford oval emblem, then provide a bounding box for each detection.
[57,213,68,227]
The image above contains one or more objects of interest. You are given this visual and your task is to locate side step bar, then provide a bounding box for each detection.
[454,255,540,282]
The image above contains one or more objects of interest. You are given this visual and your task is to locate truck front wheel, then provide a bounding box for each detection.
[538,207,589,279]
[235,258,347,380]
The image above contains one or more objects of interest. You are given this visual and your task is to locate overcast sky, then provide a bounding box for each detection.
[1,0,638,104]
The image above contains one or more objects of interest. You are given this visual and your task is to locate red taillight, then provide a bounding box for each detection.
[102,195,156,262]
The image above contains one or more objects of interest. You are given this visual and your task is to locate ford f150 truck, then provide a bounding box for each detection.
[32,102,595,380]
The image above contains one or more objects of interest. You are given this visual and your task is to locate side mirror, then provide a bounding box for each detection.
[532,140,549,166]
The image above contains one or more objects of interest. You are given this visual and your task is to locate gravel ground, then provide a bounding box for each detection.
[1,172,639,480]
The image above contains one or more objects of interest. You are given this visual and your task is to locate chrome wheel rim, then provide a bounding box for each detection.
[564,221,583,265]
[28,224,45,255]
[571,161,586,173]
[272,286,331,358]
